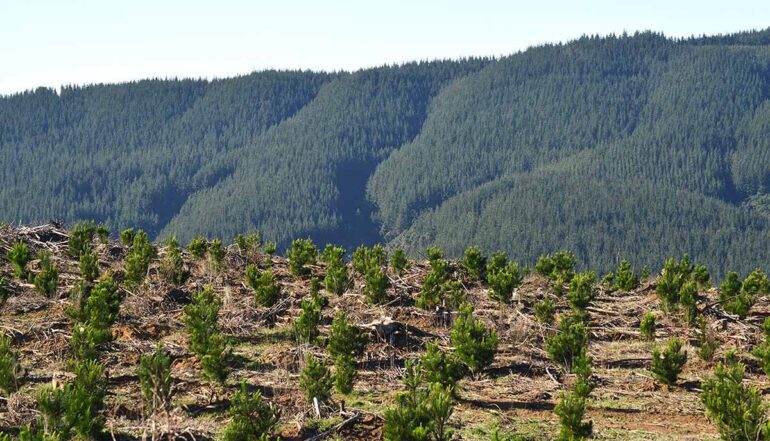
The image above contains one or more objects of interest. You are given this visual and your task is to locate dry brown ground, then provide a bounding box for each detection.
[1,224,768,440]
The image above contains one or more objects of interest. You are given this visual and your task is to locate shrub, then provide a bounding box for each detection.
[640,265,651,280]
[300,354,333,404]
[327,312,366,359]
[208,239,225,272]
[390,248,409,275]
[78,246,99,283]
[120,228,136,247]
[246,265,281,307]
[487,262,522,304]
[450,303,497,374]
[546,313,589,372]
[187,236,209,259]
[8,241,30,279]
[264,242,277,256]
[651,338,687,386]
[614,259,638,291]
[334,354,357,394]
[555,389,592,441]
[420,340,466,393]
[566,271,595,311]
[640,312,656,341]
[222,380,280,441]
[426,246,445,265]
[656,255,709,312]
[417,255,450,309]
[322,244,349,295]
[137,343,173,414]
[701,358,770,441]
[95,224,109,244]
[34,252,58,297]
[536,251,576,283]
[0,332,23,395]
[124,230,157,288]
[184,285,230,385]
[534,296,556,325]
[287,238,317,276]
[462,246,487,281]
[159,237,187,285]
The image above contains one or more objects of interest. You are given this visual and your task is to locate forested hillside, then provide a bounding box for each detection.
[2,30,770,275]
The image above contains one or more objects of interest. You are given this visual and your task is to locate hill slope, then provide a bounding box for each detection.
[2,30,770,275]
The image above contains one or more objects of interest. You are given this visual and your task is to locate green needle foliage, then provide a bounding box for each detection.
[300,354,332,404]
[137,343,173,415]
[487,260,522,304]
[701,356,770,441]
[321,244,349,295]
[8,241,30,279]
[78,246,99,283]
[208,239,225,272]
[417,251,450,309]
[159,237,188,285]
[246,265,280,307]
[0,332,24,395]
[640,312,656,341]
[613,259,639,291]
[71,276,121,360]
[184,285,230,385]
[751,317,770,377]
[547,313,589,372]
[334,354,357,395]
[119,228,135,247]
[364,265,390,304]
[352,244,387,274]
[327,312,367,359]
[534,296,556,325]
[294,290,324,344]
[696,317,720,362]
[656,255,710,312]
[67,221,97,258]
[651,338,687,386]
[390,248,409,276]
[462,246,487,281]
[450,303,497,374]
[187,236,209,259]
[383,360,456,441]
[37,359,107,440]
[34,252,59,297]
[264,242,277,256]
[420,340,467,393]
[566,271,596,311]
[222,380,281,441]
[287,238,318,276]
[720,269,770,319]
[555,388,593,441]
[124,230,157,289]
[234,231,262,261]
[535,251,576,283]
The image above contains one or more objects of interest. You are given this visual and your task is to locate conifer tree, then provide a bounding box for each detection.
[137,343,173,414]
[0,332,23,395]
[614,259,639,291]
[651,338,687,386]
[390,248,409,275]
[222,380,281,441]
[34,252,58,297]
[8,241,30,279]
[246,265,280,307]
[187,236,209,259]
[300,354,332,404]
[450,303,497,374]
[287,238,317,276]
[79,246,100,283]
[321,244,349,295]
[184,285,230,385]
[159,236,187,285]
[462,246,487,281]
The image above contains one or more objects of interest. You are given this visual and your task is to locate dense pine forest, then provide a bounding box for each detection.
[3,30,770,276]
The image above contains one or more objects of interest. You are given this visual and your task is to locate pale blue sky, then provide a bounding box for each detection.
[1,0,769,94]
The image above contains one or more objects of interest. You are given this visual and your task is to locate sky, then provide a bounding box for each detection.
[1,0,769,95]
